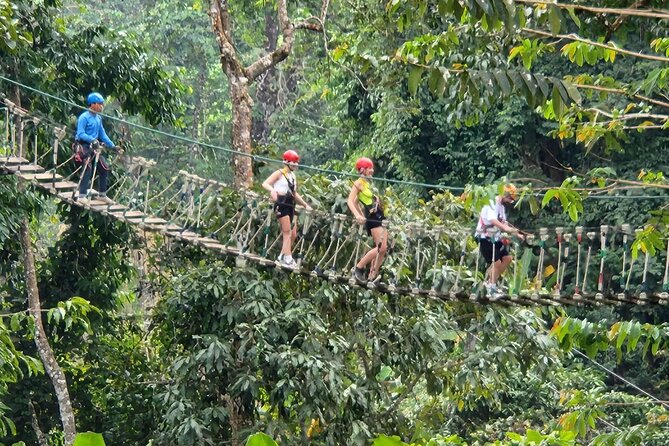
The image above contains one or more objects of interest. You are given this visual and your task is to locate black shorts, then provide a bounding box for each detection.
[274,195,295,222]
[364,209,384,235]
[478,238,510,264]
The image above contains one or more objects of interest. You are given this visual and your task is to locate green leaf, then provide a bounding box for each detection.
[245,432,278,446]
[372,435,407,446]
[534,74,551,100]
[627,321,642,352]
[9,314,20,331]
[474,0,494,18]
[493,70,512,95]
[616,321,629,351]
[526,429,543,443]
[549,6,564,35]
[566,6,581,28]
[541,190,558,207]
[408,66,423,96]
[73,432,106,446]
[563,81,582,104]
[376,365,393,381]
[552,85,565,119]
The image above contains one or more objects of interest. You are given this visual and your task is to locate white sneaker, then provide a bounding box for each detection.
[485,283,503,298]
[278,255,296,267]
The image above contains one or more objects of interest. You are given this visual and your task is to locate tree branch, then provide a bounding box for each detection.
[245,0,295,81]
[523,27,669,63]
[605,0,651,41]
[207,0,244,77]
[572,83,669,110]
[247,0,331,81]
[584,108,669,121]
[514,0,669,20]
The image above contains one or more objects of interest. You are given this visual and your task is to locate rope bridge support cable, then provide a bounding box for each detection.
[3,100,669,305]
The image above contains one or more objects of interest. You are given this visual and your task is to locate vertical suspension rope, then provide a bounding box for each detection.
[486,227,498,289]
[32,120,39,166]
[555,227,564,292]
[510,237,520,298]
[260,205,274,257]
[195,185,206,228]
[350,224,364,272]
[16,110,24,162]
[144,174,152,215]
[295,208,313,267]
[452,237,468,294]
[8,103,16,158]
[473,237,481,291]
[3,106,8,151]
[596,225,609,300]
[329,215,346,274]
[428,228,441,296]
[536,227,548,290]
[662,238,669,295]
[620,224,631,291]
[413,224,423,291]
[51,126,65,190]
[640,228,650,300]
[574,226,584,296]
[559,233,572,297]
[582,232,596,297]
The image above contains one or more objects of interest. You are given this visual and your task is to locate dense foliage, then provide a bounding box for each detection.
[0,0,668,445]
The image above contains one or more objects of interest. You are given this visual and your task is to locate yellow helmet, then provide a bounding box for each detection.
[503,184,518,200]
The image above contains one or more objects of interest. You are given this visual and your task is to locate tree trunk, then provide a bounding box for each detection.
[207,0,326,188]
[20,219,77,445]
[229,75,254,188]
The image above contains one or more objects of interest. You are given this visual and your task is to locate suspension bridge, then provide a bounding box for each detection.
[2,97,669,307]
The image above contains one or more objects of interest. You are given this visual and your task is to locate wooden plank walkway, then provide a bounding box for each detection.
[1,156,666,307]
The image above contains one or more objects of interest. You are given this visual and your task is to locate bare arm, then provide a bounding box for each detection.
[347,181,365,224]
[293,191,311,210]
[262,170,282,200]
[490,218,523,237]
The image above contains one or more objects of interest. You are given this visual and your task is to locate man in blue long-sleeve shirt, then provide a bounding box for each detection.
[75,92,120,201]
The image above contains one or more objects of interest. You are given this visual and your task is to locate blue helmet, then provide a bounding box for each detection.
[86,92,105,105]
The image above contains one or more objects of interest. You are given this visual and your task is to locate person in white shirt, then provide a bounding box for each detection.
[262,150,312,267]
[475,184,524,295]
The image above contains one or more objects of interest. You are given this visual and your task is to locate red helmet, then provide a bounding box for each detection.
[283,150,300,163]
[355,157,374,172]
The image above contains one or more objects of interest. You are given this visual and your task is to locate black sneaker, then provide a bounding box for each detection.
[352,267,366,283]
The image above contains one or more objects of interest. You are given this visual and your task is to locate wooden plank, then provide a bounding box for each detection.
[143,217,167,225]
[21,172,63,181]
[50,181,78,190]
[14,165,45,173]
[88,199,114,207]
[57,191,77,201]
[0,156,29,165]
[170,231,200,239]
[201,242,224,249]
[120,211,145,218]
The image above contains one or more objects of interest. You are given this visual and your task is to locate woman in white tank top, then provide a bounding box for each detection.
[261,150,312,267]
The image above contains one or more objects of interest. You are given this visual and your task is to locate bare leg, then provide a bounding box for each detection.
[356,247,378,270]
[489,255,513,284]
[368,227,388,280]
[278,215,292,256]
